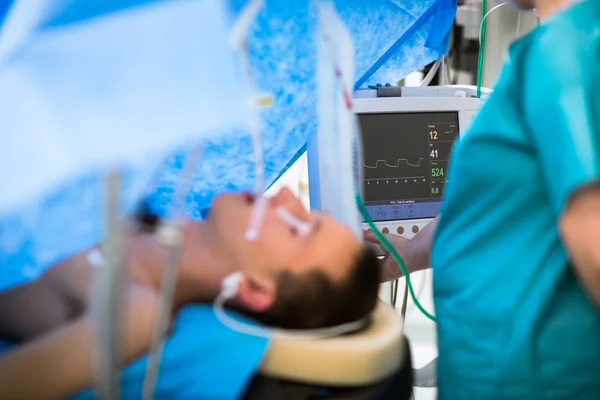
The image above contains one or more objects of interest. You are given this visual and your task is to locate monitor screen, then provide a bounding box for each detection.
[359,111,459,222]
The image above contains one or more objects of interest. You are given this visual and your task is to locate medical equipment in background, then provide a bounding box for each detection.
[310,87,480,313]
[450,0,537,87]
[309,88,480,251]
[308,87,483,396]
[412,1,536,90]
[353,88,480,233]
[360,89,480,313]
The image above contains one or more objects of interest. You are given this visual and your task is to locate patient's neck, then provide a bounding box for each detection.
[179,221,236,303]
[130,221,234,308]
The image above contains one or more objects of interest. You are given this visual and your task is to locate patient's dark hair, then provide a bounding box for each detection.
[239,246,381,330]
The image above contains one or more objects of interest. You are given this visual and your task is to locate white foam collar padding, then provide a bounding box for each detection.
[258,302,406,386]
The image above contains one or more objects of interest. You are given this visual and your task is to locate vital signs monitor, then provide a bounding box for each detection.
[308,88,482,239]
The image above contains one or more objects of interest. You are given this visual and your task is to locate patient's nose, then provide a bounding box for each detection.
[271,187,309,218]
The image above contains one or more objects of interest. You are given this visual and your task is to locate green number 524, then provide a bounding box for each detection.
[431,168,444,177]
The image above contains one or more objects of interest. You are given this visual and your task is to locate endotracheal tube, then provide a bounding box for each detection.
[229,0,275,243]
[313,1,436,323]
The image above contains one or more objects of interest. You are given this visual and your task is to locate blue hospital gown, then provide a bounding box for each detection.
[431,1,600,398]
[0,305,268,399]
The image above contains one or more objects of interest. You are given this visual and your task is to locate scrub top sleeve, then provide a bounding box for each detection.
[527,82,600,215]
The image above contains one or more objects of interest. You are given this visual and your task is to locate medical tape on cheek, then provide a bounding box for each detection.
[275,206,312,236]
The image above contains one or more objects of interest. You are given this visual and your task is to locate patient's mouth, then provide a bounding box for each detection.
[242,191,255,205]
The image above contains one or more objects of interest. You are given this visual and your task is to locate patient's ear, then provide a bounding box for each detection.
[237,274,276,312]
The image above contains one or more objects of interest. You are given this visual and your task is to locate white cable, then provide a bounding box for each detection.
[419,57,442,87]
[233,0,271,242]
[214,296,272,338]
[444,55,452,85]
[229,0,264,49]
[405,269,430,316]
[479,2,508,45]
[214,273,368,339]
[214,296,368,339]
[516,10,523,37]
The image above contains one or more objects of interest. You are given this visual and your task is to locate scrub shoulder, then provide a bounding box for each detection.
[518,1,600,89]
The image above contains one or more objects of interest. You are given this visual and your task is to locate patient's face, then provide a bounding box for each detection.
[207,188,361,284]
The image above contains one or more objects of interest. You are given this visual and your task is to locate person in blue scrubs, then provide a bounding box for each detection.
[366,0,600,398]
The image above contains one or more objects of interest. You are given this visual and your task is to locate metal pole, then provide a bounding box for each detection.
[93,169,125,399]
[142,144,203,400]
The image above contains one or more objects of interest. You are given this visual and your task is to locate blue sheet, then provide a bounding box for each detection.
[0,0,249,216]
[0,305,269,399]
[148,0,456,218]
[0,1,10,26]
[0,0,455,291]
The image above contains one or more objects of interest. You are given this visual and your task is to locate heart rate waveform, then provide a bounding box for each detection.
[363,155,429,201]
[363,158,424,169]
[363,155,428,181]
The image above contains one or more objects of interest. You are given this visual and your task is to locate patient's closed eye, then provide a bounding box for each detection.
[276,207,312,237]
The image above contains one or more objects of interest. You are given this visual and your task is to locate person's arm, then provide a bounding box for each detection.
[0,247,98,342]
[524,51,600,307]
[560,184,600,306]
[0,279,75,342]
[0,233,158,342]
[0,266,83,342]
[0,285,159,399]
[364,217,439,281]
